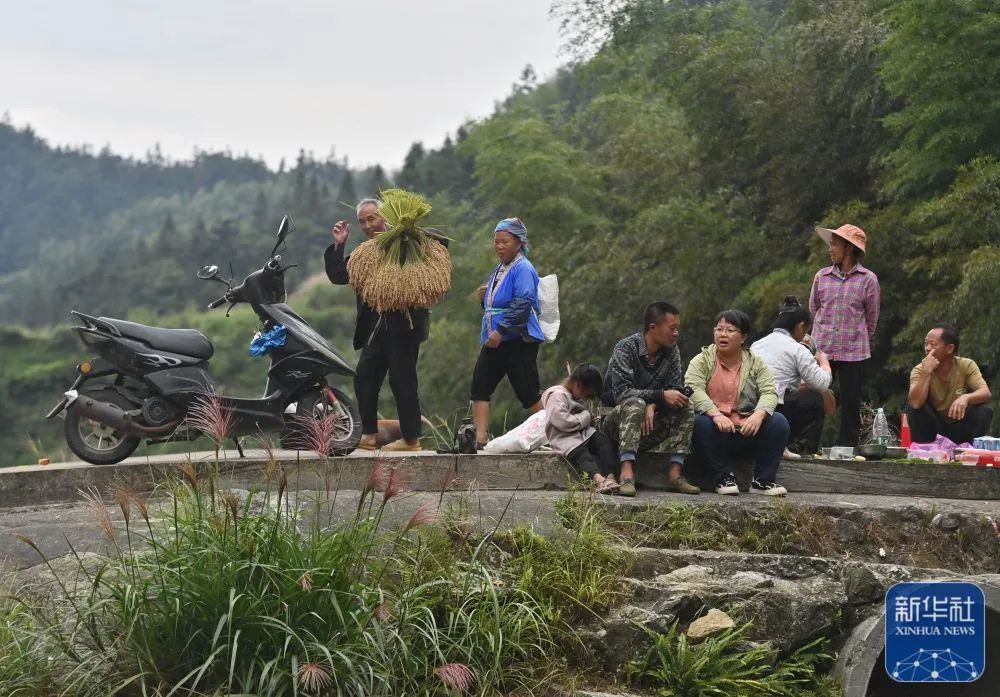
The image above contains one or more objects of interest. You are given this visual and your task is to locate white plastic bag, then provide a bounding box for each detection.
[483,410,549,454]
[536,274,560,343]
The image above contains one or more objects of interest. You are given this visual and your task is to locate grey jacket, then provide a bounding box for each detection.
[542,385,595,456]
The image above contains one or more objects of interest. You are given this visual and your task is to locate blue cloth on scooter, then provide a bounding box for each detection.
[249,324,287,356]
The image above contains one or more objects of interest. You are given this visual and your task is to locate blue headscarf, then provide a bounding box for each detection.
[494,217,529,256]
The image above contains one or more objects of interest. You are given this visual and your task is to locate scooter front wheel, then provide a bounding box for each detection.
[288,387,362,457]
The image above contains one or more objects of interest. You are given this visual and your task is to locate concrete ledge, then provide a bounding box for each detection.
[642,455,1000,501]
[454,452,574,490]
[0,449,461,508]
[2,449,999,507]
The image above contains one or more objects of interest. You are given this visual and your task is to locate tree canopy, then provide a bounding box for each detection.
[3,0,999,464]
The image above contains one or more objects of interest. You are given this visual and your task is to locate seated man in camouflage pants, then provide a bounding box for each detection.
[600,301,699,497]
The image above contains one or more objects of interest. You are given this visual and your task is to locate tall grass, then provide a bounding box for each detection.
[500,487,635,625]
[6,460,560,696]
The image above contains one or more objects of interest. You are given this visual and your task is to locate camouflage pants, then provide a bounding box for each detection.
[599,397,694,457]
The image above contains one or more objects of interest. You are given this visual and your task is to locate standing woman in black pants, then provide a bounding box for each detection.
[470,218,546,448]
[809,224,881,446]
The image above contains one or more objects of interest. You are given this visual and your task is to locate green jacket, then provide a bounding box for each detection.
[684,345,779,417]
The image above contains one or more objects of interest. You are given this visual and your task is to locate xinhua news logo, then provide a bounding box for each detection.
[885,581,985,683]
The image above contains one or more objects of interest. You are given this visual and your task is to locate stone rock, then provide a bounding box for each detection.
[659,564,714,583]
[731,570,775,590]
[647,593,706,633]
[686,608,735,642]
[577,606,651,671]
[835,517,861,543]
[896,506,926,524]
[734,592,844,649]
[842,563,884,606]
[932,512,962,531]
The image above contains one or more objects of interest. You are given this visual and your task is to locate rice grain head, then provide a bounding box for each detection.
[348,238,451,313]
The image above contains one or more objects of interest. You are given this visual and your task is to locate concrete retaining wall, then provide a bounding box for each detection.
[1,448,998,507]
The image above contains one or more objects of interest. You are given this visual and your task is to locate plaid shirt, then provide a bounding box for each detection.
[808,263,880,362]
[602,333,683,407]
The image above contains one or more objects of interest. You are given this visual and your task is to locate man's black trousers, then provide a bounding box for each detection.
[354,332,422,441]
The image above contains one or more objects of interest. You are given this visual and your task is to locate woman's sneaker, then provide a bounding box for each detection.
[751,478,788,496]
[715,474,739,496]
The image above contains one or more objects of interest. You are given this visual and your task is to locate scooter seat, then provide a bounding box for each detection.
[99,317,214,360]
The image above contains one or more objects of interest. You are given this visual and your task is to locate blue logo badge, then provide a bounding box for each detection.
[885,581,985,682]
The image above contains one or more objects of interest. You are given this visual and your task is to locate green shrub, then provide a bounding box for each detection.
[629,622,839,697]
[502,488,634,624]
[0,599,56,696]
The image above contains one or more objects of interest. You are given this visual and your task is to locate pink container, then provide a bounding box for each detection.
[957,451,981,465]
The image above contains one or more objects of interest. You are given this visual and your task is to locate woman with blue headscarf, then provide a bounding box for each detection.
[470,217,546,447]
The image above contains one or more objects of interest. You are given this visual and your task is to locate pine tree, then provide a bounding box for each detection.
[397,143,427,190]
[369,165,392,193]
[253,190,269,224]
[337,170,357,208]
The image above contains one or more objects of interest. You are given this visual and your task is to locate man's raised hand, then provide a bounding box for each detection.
[332,220,350,246]
[920,353,940,374]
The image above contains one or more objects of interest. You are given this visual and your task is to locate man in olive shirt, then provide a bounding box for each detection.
[906,324,993,444]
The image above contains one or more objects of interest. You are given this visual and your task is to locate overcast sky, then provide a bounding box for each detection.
[2,1,566,171]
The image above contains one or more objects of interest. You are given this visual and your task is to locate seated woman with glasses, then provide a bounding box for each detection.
[684,309,790,496]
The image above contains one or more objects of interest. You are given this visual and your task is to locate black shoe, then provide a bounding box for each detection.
[715,473,739,496]
[750,478,788,496]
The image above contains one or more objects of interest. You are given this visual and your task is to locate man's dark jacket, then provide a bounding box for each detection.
[324,239,447,350]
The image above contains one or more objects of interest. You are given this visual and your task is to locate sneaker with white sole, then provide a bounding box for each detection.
[715,474,739,496]
[782,448,802,459]
[751,478,788,496]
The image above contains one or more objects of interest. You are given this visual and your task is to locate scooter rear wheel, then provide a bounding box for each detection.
[65,388,142,465]
[287,387,362,457]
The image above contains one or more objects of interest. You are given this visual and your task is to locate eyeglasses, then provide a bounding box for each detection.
[713,326,741,335]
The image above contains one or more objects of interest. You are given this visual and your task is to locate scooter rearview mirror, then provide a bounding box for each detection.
[271,215,293,256]
[197,265,220,280]
[198,265,230,285]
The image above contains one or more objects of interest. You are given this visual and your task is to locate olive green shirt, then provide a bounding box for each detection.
[909,356,987,421]
[684,345,779,416]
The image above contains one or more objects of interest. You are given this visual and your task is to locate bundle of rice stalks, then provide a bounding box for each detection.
[347,189,452,313]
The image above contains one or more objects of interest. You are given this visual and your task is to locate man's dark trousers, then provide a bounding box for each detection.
[355,331,423,441]
[905,402,993,445]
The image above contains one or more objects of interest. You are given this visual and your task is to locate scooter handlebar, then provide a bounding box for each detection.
[207,296,229,309]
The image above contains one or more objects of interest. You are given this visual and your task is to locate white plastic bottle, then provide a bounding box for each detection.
[873,408,890,446]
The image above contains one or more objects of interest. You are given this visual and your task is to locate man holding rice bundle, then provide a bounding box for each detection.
[325,194,450,451]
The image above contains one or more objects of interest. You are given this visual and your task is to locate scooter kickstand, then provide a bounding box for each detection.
[233,438,246,459]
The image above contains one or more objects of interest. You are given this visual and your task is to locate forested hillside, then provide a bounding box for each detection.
[402,0,1000,442]
[0,120,392,325]
[3,0,999,465]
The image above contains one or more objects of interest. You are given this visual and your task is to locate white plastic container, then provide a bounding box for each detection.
[908,448,947,462]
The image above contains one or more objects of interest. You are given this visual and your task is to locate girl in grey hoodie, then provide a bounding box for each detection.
[542,364,620,493]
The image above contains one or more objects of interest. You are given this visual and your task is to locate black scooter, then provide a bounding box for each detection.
[46,216,362,465]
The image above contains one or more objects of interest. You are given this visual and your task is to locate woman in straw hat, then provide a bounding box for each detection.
[808,224,881,447]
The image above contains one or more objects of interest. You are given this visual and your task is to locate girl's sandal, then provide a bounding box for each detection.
[596,478,620,494]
